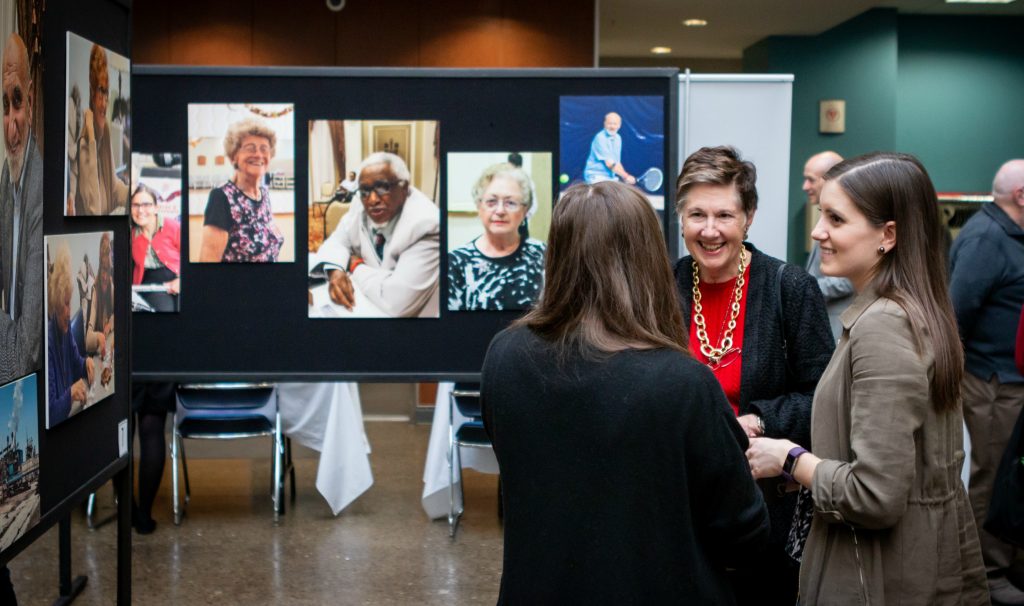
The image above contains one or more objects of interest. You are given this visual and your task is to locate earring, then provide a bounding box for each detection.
[744,228,749,240]
[878,246,885,255]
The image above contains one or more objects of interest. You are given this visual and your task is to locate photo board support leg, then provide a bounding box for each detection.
[53,516,87,606]
[115,464,132,604]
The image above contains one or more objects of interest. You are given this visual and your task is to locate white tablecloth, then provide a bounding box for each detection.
[421,382,498,519]
[277,383,373,515]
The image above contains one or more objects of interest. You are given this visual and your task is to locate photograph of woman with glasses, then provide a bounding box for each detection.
[130,182,180,312]
[198,117,285,263]
[447,162,546,311]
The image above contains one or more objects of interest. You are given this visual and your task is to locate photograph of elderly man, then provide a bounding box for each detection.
[1,30,43,384]
[308,119,440,319]
[64,33,130,216]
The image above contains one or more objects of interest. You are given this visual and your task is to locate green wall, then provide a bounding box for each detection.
[896,15,1024,192]
[745,9,899,263]
[744,9,1024,264]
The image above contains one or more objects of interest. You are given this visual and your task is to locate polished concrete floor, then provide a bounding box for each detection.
[7,421,504,605]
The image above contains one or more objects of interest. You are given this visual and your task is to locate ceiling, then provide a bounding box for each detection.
[599,0,1024,59]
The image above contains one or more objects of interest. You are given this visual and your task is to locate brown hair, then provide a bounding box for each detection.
[88,44,107,94]
[675,146,758,215]
[824,152,962,413]
[516,181,688,357]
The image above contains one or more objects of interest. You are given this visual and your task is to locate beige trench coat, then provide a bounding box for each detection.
[799,289,988,605]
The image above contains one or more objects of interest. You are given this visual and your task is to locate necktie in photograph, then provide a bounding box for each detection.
[374,231,386,260]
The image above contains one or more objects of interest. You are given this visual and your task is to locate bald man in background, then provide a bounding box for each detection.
[0,32,43,383]
[802,151,852,339]
[950,159,1024,605]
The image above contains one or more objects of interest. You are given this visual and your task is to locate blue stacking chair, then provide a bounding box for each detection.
[448,382,493,538]
[171,383,294,525]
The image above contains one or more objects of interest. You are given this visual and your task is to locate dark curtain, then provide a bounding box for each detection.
[17,0,45,154]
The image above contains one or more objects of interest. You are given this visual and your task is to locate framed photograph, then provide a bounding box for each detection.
[819,99,846,134]
[44,231,116,428]
[1,26,44,384]
[558,95,665,210]
[446,152,551,311]
[131,152,182,312]
[307,119,440,318]
[187,103,295,263]
[0,374,41,552]
[64,32,131,216]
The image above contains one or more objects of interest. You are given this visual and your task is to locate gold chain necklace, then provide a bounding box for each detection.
[691,250,747,367]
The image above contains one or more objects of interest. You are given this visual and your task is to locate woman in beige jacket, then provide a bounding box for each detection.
[747,152,988,605]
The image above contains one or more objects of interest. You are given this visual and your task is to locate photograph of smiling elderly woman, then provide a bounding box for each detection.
[673,145,833,606]
[187,103,295,263]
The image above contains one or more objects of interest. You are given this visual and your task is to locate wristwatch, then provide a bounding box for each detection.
[782,446,808,482]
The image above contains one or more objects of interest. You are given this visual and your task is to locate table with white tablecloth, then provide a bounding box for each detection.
[421,382,497,519]
[276,383,373,515]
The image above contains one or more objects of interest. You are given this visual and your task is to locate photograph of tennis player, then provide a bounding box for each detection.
[446,152,551,312]
[558,95,665,210]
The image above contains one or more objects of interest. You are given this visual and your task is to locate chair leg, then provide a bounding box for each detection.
[171,432,182,525]
[448,429,458,538]
[287,438,296,503]
[181,437,191,507]
[86,492,97,529]
[272,413,284,521]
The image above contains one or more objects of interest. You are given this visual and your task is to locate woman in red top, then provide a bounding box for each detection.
[131,183,181,312]
[673,146,834,605]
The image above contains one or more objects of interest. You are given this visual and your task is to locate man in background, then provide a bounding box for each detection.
[950,159,1024,605]
[584,112,635,185]
[0,32,43,383]
[802,150,852,339]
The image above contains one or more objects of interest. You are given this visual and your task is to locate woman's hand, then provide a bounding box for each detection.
[85,357,95,386]
[92,331,106,357]
[71,379,88,404]
[746,437,794,480]
[736,414,763,438]
[165,278,180,295]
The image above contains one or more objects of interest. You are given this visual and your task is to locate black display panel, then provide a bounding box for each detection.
[131,67,679,382]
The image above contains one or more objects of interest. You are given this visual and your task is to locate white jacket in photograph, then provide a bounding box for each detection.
[315,187,440,318]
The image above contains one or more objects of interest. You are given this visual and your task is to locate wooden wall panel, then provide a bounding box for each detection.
[134,0,594,68]
[334,0,421,67]
[253,3,336,66]
[168,1,254,66]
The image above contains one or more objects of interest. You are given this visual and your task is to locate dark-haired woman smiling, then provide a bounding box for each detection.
[747,153,988,604]
[482,181,769,604]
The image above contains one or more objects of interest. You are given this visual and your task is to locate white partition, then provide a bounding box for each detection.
[678,73,794,262]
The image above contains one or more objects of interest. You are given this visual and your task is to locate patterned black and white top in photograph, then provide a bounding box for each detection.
[447,238,545,311]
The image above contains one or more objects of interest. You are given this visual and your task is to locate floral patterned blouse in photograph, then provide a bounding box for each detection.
[204,180,284,262]
[447,238,545,311]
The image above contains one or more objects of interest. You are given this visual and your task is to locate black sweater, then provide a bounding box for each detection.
[674,243,835,551]
[482,327,770,605]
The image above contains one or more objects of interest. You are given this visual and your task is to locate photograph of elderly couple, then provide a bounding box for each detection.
[63,32,131,217]
[44,231,115,429]
[131,152,181,313]
[307,119,554,318]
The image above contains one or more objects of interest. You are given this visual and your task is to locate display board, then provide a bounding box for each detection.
[131,67,679,381]
[1,0,132,575]
[678,73,794,262]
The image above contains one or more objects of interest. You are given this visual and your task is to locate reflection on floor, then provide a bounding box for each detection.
[8,422,503,605]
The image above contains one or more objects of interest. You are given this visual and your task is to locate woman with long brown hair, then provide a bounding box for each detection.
[482,181,769,604]
[747,152,988,604]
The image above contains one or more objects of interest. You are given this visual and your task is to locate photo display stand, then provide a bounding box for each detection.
[131,67,679,383]
[1,0,133,604]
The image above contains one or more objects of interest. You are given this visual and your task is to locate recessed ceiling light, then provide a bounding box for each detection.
[650,46,672,55]
[945,0,1015,3]
[683,18,708,27]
